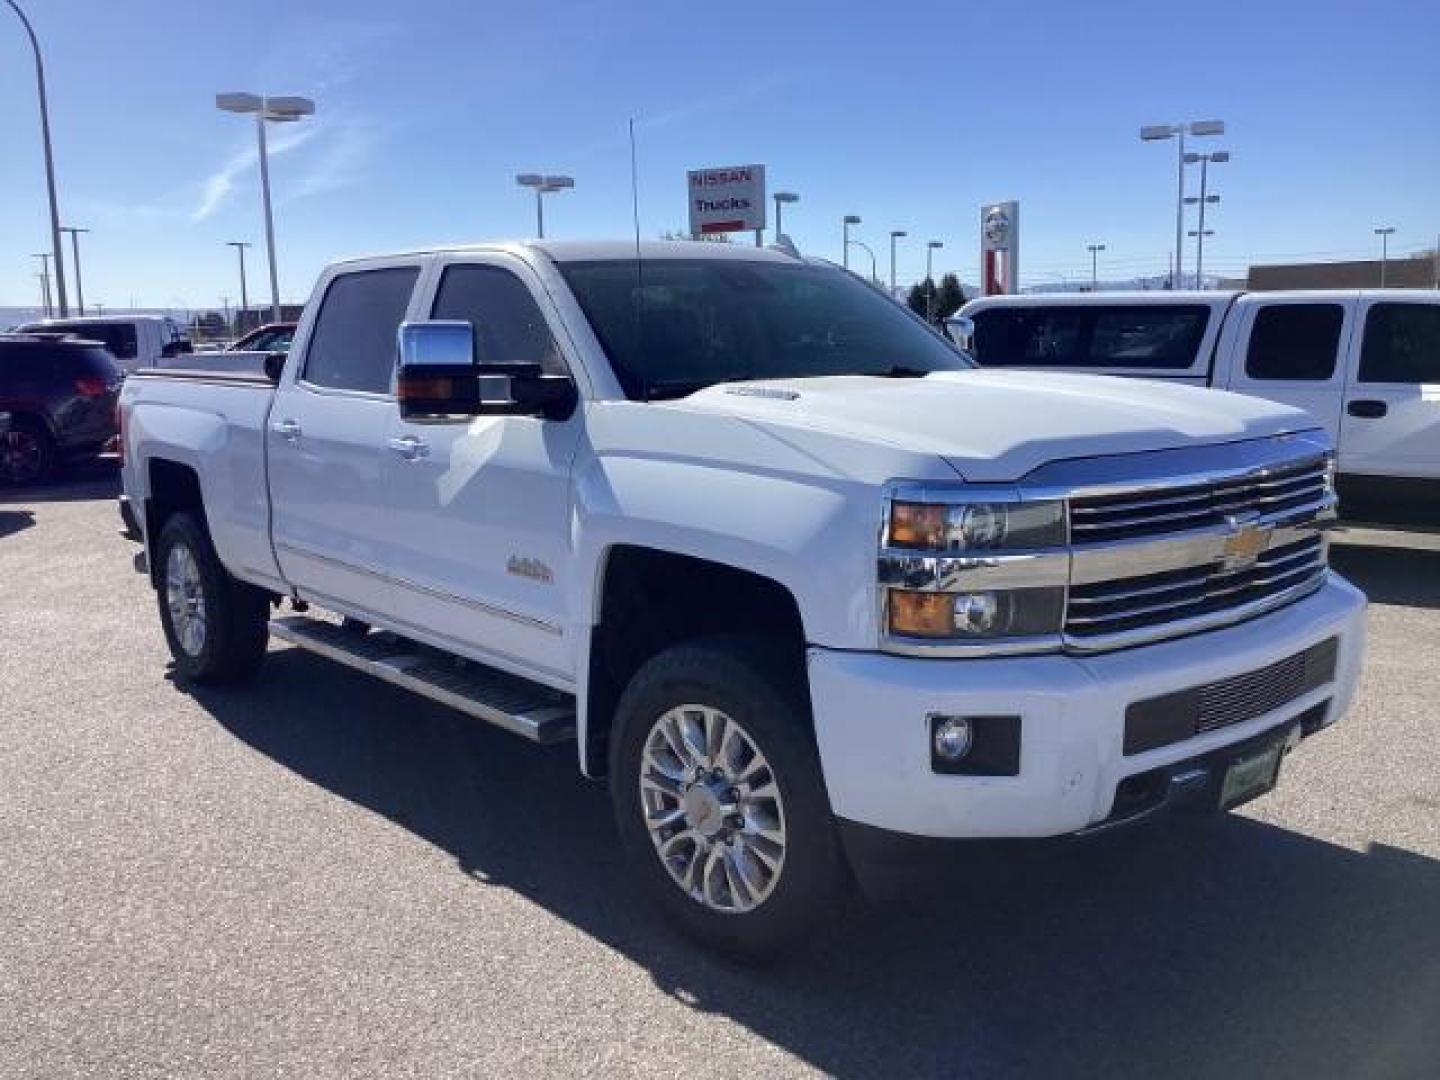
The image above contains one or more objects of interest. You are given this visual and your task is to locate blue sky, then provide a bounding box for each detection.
[1,0,1437,310]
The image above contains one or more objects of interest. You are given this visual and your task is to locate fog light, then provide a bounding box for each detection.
[931,715,974,761]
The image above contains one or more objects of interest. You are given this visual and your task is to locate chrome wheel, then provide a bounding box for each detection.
[165,543,208,657]
[639,704,786,914]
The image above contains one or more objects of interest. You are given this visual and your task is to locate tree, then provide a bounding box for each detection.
[935,273,965,321]
[907,278,936,319]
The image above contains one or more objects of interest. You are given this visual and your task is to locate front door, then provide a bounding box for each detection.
[1222,298,1351,443]
[380,255,583,682]
[268,263,422,616]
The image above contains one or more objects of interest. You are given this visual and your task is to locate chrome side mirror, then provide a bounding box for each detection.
[397,320,479,421]
[943,315,974,349]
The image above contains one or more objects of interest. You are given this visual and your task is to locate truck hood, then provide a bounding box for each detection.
[672,369,1317,482]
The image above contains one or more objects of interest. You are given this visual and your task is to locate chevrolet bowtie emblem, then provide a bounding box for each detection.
[1220,514,1272,570]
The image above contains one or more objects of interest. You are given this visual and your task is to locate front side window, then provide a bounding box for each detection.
[301,267,418,393]
[431,264,566,374]
[971,305,1207,370]
[1245,304,1343,381]
[558,259,970,399]
[1359,303,1440,384]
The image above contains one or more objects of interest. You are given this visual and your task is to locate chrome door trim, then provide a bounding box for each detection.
[273,540,563,636]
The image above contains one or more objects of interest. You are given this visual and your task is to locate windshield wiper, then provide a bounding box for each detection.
[869,365,932,378]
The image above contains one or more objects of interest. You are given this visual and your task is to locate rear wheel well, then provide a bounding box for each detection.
[144,459,204,586]
[585,546,807,776]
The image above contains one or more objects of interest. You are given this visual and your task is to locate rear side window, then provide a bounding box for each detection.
[28,321,137,360]
[970,305,1207,369]
[1359,303,1440,384]
[302,267,419,393]
[1245,304,1343,381]
[430,264,566,374]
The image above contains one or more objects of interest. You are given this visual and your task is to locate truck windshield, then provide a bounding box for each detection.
[558,258,973,400]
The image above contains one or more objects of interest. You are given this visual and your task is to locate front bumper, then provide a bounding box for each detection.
[807,574,1366,840]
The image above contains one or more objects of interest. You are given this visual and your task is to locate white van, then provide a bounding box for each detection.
[16,316,192,372]
[958,290,1440,521]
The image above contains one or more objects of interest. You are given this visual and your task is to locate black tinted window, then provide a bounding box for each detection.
[431,265,565,374]
[1245,304,1342,381]
[25,321,136,360]
[302,268,418,393]
[971,305,1207,369]
[1359,303,1440,384]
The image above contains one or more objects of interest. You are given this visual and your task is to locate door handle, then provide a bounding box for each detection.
[272,418,302,441]
[1347,400,1388,419]
[386,435,431,460]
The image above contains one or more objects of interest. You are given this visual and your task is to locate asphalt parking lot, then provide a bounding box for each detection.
[2,460,1438,1079]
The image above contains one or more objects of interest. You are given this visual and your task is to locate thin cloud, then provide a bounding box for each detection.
[192,126,319,222]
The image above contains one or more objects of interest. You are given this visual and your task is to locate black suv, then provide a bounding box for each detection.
[0,335,123,484]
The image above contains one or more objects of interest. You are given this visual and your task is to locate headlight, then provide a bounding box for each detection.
[888,499,1066,551]
[888,587,1066,639]
[881,490,1068,650]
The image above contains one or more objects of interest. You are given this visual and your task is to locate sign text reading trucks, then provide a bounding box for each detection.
[687,164,766,236]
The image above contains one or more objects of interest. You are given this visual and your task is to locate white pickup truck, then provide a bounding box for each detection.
[119,241,1366,956]
[957,290,1440,523]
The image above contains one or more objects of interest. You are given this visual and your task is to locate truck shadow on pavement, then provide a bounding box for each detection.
[188,648,1440,1080]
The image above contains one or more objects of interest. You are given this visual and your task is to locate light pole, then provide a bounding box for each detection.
[926,240,944,321]
[32,252,51,316]
[7,1,67,315]
[842,215,861,270]
[773,191,798,241]
[216,92,316,323]
[227,241,252,331]
[1086,243,1106,290]
[889,230,907,294]
[847,239,878,284]
[1182,150,1227,288]
[1374,226,1396,287]
[59,226,88,316]
[1140,119,1224,289]
[516,174,574,238]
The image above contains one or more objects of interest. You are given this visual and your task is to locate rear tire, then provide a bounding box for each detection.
[0,418,57,485]
[155,512,269,684]
[609,636,846,960]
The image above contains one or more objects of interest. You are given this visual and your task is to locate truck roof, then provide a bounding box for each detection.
[965,288,1440,308]
[328,238,803,269]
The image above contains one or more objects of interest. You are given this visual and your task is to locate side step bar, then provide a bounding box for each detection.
[269,616,576,744]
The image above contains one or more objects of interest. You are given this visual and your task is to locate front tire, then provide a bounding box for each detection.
[609,637,846,959]
[155,512,270,684]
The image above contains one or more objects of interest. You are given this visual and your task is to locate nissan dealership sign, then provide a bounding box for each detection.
[687,164,766,235]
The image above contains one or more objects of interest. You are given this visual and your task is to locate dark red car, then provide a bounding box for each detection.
[0,334,124,485]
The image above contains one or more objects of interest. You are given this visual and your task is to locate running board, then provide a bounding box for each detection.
[269,616,576,744]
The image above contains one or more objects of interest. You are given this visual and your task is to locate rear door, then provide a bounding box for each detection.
[379,253,583,682]
[1222,296,1352,441]
[267,261,424,616]
[1339,298,1440,482]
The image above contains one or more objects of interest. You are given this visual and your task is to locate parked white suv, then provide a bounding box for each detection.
[18,315,191,372]
[958,290,1440,522]
[118,241,1367,956]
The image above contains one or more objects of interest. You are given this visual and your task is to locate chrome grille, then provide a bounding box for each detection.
[1069,456,1329,545]
[1066,534,1326,641]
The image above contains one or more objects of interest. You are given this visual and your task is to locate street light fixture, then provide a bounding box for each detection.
[847,239,878,285]
[1182,149,1228,288]
[227,241,253,334]
[773,191,799,241]
[59,226,89,316]
[926,240,944,321]
[889,230,907,294]
[6,1,68,315]
[1086,243,1106,290]
[1140,119,1225,288]
[516,173,574,238]
[1374,226,1397,287]
[842,215,861,270]
[216,91,316,323]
